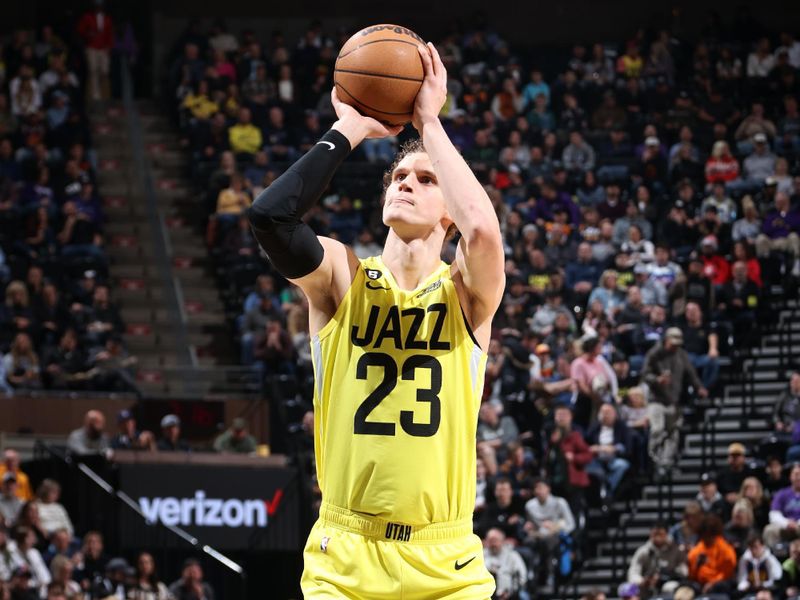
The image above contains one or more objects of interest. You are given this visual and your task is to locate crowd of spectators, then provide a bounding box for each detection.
[164,16,800,598]
[0,15,138,396]
[0,399,263,598]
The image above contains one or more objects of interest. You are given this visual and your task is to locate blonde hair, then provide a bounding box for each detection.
[739,476,765,506]
[5,280,29,308]
[712,140,729,158]
[731,498,754,525]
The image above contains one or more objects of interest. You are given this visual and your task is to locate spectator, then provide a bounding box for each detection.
[483,527,530,600]
[756,191,800,276]
[477,403,519,475]
[73,531,107,590]
[8,565,39,600]
[168,558,215,600]
[570,336,618,426]
[0,473,22,526]
[740,476,771,530]
[687,513,737,596]
[725,499,758,557]
[641,328,707,472]
[3,333,41,390]
[716,443,757,507]
[48,555,81,600]
[523,479,575,586]
[213,418,257,454]
[764,463,800,548]
[585,403,632,498]
[696,473,727,518]
[66,410,110,456]
[704,140,740,186]
[76,1,114,100]
[743,133,777,183]
[0,450,32,501]
[252,318,295,375]
[475,476,525,542]
[110,409,155,451]
[677,301,720,390]
[156,414,190,452]
[737,534,782,596]
[127,551,171,599]
[546,405,592,513]
[781,538,800,599]
[227,107,262,158]
[627,522,688,597]
[33,480,72,538]
[561,131,596,175]
[11,526,51,594]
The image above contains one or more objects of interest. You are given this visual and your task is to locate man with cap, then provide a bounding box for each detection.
[110,410,155,451]
[717,443,758,507]
[0,471,23,524]
[168,558,215,600]
[9,565,39,600]
[213,418,257,454]
[697,472,728,519]
[743,133,777,183]
[156,415,190,452]
[641,327,707,472]
[92,556,129,599]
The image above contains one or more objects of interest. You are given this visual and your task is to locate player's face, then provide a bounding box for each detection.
[384,153,451,236]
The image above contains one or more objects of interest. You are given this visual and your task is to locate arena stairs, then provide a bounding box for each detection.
[555,287,800,600]
[91,101,236,396]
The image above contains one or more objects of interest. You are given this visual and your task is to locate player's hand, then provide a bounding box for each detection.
[413,42,447,133]
[330,87,403,145]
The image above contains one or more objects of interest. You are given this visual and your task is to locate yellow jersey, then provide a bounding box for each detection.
[311,255,486,525]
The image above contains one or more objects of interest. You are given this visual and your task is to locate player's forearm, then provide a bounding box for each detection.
[247,128,352,279]
[420,119,501,245]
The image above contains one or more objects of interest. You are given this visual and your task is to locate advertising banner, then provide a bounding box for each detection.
[119,463,302,551]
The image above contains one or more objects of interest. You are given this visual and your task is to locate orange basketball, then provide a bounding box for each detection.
[334,24,427,126]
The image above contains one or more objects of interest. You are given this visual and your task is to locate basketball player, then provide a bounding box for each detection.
[248,42,504,598]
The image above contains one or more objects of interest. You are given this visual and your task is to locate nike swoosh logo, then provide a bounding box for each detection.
[317,141,335,150]
[454,556,476,570]
[366,282,390,290]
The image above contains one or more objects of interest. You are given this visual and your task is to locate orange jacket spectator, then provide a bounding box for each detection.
[688,533,737,586]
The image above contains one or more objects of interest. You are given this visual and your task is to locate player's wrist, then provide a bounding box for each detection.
[418,115,443,137]
[331,117,368,148]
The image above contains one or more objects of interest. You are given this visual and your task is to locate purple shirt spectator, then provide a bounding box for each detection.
[770,486,800,521]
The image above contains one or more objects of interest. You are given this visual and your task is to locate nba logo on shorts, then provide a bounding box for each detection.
[366,269,382,280]
[320,536,330,552]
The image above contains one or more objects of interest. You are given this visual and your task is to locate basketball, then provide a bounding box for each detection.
[334,24,427,126]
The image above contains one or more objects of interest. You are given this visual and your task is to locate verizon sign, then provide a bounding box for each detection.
[118,463,301,550]
[139,489,284,528]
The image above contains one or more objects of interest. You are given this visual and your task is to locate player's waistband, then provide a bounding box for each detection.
[319,502,473,543]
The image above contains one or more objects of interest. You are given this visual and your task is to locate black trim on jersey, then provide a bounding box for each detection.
[460,306,481,350]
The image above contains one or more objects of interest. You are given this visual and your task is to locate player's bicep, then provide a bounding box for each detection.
[290,236,360,318]
[454,235,505,320]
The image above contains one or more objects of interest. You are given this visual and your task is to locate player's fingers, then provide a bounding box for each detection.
[417,44,434,79]
[331,86,340,106]
[428,42,445,81]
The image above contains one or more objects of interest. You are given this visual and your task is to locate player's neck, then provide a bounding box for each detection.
[382,229,443,291]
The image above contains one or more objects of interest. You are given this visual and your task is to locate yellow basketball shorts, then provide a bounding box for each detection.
[301,502,496,599]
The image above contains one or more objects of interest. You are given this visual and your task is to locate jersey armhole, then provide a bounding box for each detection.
[460,306,481,350]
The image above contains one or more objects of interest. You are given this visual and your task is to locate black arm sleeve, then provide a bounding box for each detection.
[247,129,351,279]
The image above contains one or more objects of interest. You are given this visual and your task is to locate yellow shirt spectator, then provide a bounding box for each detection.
[216,175,251,215]
[228,122,263,156]
[0,463,33,501]
[181,92,219,121]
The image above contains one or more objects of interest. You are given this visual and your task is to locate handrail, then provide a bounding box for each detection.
[34,441,247,586]
[121,57,196,374]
